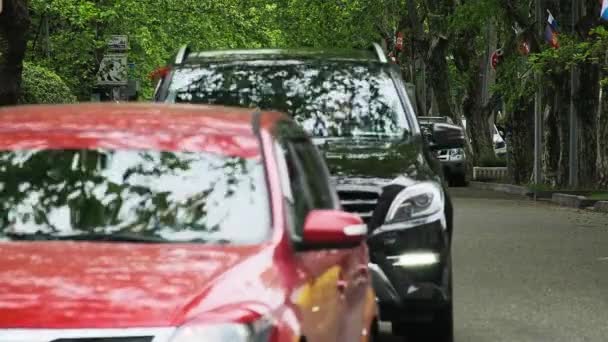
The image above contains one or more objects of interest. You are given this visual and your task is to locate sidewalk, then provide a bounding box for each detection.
[468,181,608,213]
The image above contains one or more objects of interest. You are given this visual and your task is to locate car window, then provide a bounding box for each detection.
[167,61,409,139]
[275,141,310,236]
[288,141,336,209]
[275,138,335,237]
[0,149,271,245]
[273,141,294,203]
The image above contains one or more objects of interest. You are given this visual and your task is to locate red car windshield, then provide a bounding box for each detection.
[0,149,270,244]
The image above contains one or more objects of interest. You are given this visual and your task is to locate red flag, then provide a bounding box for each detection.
[395,32,404,51]
[491,49,504,69]
[149,66,170,81]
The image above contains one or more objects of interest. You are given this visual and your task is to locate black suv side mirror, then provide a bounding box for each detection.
[427,123,465,150]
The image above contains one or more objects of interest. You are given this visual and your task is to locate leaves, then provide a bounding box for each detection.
[19,62,77,104]
[25,0,388,100]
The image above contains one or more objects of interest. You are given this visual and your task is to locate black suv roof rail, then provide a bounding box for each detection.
[175,44,191,65]
[370,42,388,63]
[174,43,387,64]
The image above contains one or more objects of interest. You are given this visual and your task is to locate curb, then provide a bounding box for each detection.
[551,193,597,209]
[468,182,607,214]
[472,167,509,182]
[469,181,530,196]
[595,201,608,213]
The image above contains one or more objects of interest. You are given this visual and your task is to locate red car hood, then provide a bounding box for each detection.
[0,242,263,329]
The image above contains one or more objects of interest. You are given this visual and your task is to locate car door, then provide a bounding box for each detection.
[288,141,373,342]
[274,137,341,341]
[276,134,371,341]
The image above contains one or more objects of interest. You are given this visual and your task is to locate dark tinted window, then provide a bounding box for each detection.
[276,139,335,235]
[279,142,309,233]
[288,141,335,209]
[167,61,408,138]
[0,149,270,244]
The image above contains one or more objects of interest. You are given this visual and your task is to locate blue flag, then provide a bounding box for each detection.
[544,11,559,48]
[547,12,559,32]
[602,0,608,21]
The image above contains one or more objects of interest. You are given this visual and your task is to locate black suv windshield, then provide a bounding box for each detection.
[166,61,409,138]
[0,149,270,244]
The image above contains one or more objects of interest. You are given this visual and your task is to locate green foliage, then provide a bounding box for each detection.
[529,35,592,76]
[529,27,608,83]
[493,55,534,114]
[29,0,286,99]
[19,62,76,104]
[279,0,381,48]
[588,192,608,200]
[449,0,500,32]
[447,58,466,110]
[479,154,507,167]
[25,0,385,100]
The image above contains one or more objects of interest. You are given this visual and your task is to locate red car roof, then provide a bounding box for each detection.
[0,104,284,157]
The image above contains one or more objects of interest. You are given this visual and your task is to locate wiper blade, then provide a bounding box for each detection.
[60,233,167,243]
[3,232,234,244]
[4,232,166,243]
[3,232,58,241]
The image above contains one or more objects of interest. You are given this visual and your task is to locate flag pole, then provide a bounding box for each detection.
[533,0,543,186]
[569,0,579,187]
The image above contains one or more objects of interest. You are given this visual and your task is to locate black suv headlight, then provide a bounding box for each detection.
[384,181,444,229]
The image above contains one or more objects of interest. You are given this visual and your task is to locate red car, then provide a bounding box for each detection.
[0,104,377,341]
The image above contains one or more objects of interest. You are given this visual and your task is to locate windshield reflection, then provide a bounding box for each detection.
[0,149,270,244]
[169,62,408,138]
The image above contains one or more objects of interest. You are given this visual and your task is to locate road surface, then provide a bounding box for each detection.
[381,188,608,342]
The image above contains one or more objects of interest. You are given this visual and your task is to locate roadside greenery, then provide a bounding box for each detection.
[25,0,381,100]
[479,154,507,168]
[588,193,608,200]
[19,62,76,104]
[2,0,606,188]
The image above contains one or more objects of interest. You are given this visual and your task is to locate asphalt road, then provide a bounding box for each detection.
[381,187,608,342]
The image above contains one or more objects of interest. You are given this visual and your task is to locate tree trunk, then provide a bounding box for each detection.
[0,0,30,106]
[542,75,571,186]
[416,60,428,116]
[598,81,608,188]
[481,22,497,107]
[405,0,427,116]
[507,98,535,184]
[556,79,571,186]
[498,0,547,182]
[424,0,455,121]
[426,36,455,121]
[542,102,559,186]
[577,62,599,187]
[403,0,455,119]
[462,55,495,164]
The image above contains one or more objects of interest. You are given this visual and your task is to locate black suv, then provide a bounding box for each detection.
[154,44,465,341]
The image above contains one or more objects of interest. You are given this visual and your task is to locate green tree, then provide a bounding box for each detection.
[26,0,291,99]
[19,62,76,104]
[0,0,30,106]
[17,0,606,188]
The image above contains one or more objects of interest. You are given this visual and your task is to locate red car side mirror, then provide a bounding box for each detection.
[302,210,367,249]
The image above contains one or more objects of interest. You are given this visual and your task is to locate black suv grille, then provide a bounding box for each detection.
[337,187,380,223]
[52,338,153,342]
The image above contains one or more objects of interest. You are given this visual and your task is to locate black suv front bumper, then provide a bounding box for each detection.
[367,220,451,323]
